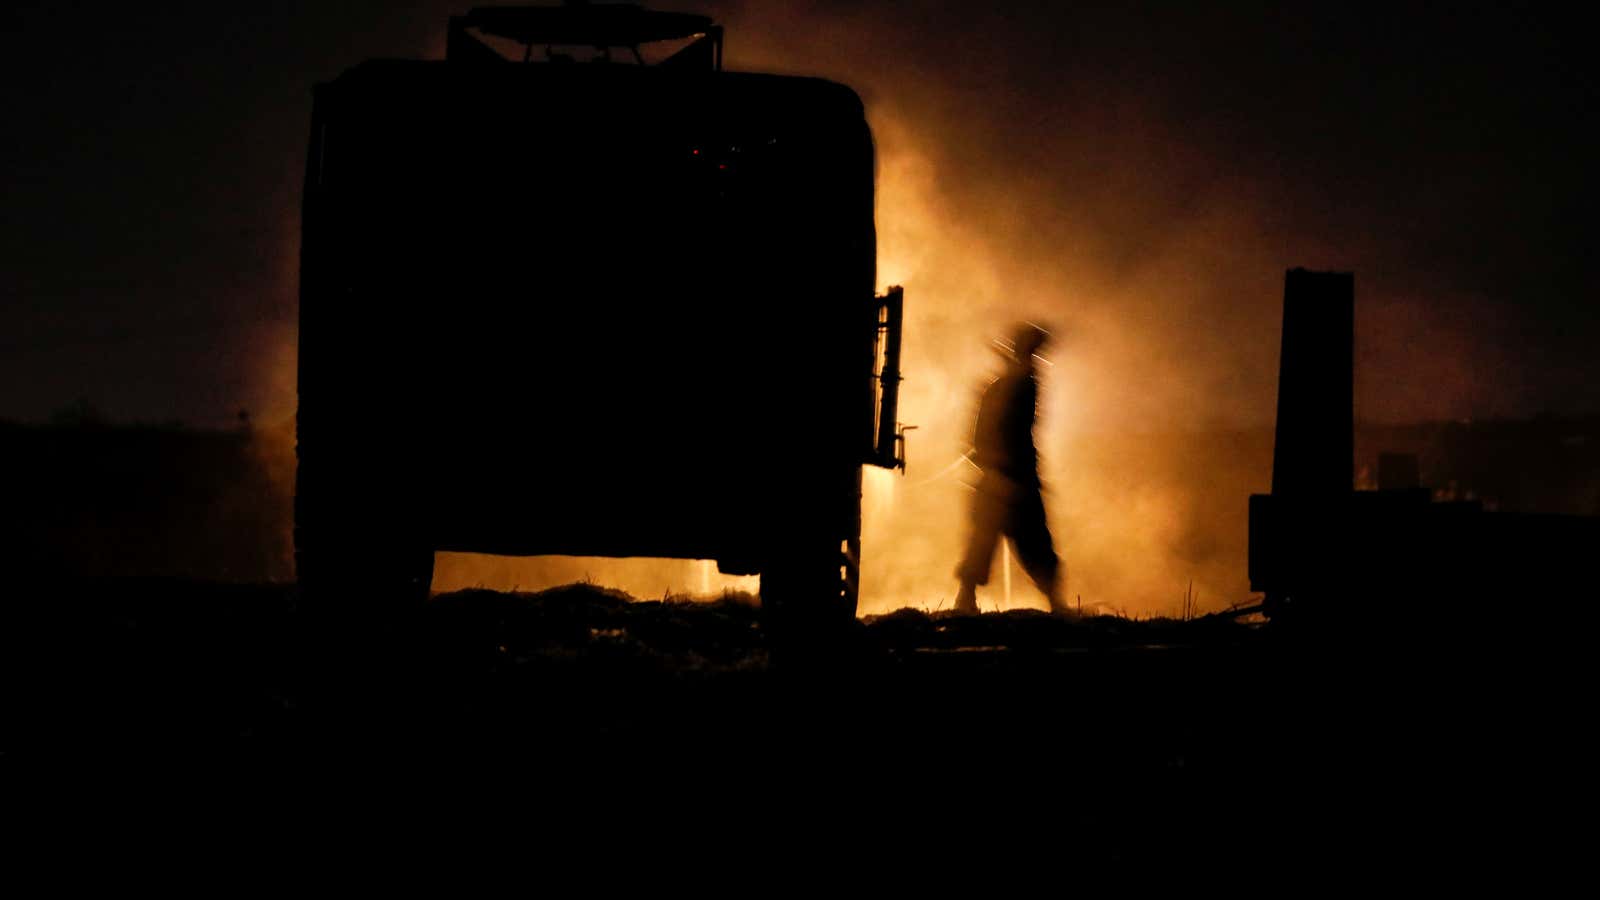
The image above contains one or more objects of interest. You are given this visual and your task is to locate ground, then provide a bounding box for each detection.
[11,577,1586,875]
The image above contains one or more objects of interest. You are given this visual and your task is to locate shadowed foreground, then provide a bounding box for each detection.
[14,578,1585,873]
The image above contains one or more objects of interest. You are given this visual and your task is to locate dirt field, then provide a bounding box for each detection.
[14,576,1583,873]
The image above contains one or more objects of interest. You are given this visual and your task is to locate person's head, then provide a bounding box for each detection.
[1010,322,1052,368]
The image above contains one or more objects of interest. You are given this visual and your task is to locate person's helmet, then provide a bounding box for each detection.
[1011,322,1051,360]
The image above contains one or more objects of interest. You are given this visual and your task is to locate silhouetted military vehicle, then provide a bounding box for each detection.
[296,4,907,630]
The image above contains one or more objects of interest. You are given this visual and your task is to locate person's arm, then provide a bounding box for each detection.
[1004,376,1036,450]
[972,378,1005,468]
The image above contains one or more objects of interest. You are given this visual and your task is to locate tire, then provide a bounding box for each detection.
[760,535,859,648]
[295,512,435,614]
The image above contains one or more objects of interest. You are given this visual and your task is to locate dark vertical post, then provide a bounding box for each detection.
[1271,268,1354,497]
[874,286,905,469]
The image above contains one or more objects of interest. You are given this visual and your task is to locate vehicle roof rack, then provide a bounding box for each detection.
[448,3,723,70]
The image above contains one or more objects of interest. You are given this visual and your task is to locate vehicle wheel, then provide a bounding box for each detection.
[760,536,858,648]
[295,523,434,612]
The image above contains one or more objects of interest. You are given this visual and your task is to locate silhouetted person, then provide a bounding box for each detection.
[954,323,1068,615]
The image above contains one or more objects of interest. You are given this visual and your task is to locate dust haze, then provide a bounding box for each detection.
[246,2,1585,614]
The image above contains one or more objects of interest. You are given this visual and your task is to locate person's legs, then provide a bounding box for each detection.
[951,581,979,614]
[1007,486,1068,613]
[954,474,1009,613]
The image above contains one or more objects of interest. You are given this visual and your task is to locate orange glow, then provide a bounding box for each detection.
[259,16,1312,617]
[433,553,758,600]
[424,108,1272,617]
[853,110,1273,617]
[247,97,1276,618]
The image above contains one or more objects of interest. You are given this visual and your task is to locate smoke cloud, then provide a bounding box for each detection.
[241,1,1591,614]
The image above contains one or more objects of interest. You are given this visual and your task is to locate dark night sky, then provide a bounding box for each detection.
[4,1,1595,426]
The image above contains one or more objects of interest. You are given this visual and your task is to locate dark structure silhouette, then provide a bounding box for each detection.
[953,323,1067,614]
[1250,268,1598,629]
[295,4,909,632]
